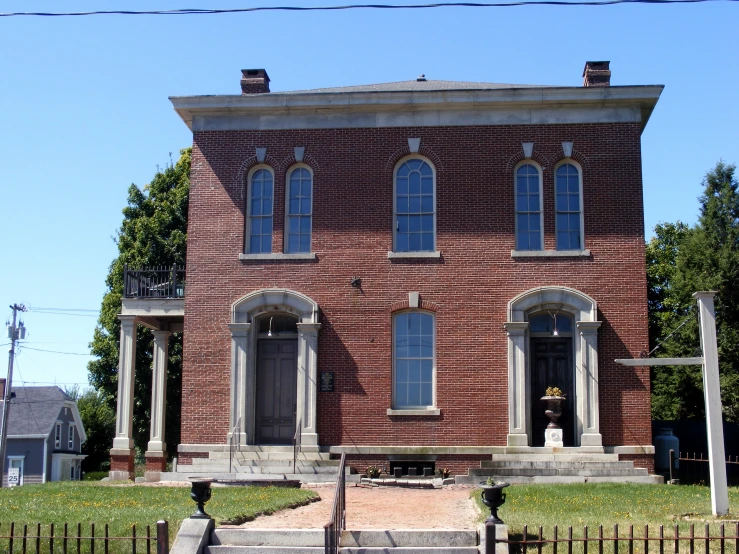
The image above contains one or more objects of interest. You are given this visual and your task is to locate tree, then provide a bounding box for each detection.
[648,162,739,422]
[66,386,116,472]
[88,149,190,455]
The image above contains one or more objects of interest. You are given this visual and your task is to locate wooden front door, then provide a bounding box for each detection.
[256,339,298,445]
[531,337,575,447]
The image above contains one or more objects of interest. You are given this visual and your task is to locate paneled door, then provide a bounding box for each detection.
[530,338,575,447]
[256,339,298,445]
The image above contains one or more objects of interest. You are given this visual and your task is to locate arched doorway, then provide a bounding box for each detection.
[505,286,602,448]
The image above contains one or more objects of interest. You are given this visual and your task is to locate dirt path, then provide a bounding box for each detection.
[234,484,481,530]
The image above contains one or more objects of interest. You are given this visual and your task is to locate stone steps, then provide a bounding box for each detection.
[176,463,343,475]
[480,460,633,469]
[159,471,360,484]
[208,451,333,461]
[191,457,339,467]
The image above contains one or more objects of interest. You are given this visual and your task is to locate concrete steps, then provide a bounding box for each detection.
[207,529,479,554]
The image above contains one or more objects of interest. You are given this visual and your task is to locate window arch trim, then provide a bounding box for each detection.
[284,164,314,254]
[245,164,275,254]
[553,159,585,252]
[392,155,438,256]
[514,160,544,252]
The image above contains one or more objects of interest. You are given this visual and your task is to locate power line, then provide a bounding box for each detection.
[19,346,92,357]
[27,311,98,318]
[0,0,732,17]
[30,307,98,313]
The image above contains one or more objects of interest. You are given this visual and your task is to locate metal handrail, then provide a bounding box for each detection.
[324,453,346,554]
[123,264,186,299]
[293,419,302,474]
[229,418,241,474]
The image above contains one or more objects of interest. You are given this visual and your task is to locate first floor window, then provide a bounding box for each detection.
[555,163,582,250]
[393,311,435,408]
[247,168,274,253]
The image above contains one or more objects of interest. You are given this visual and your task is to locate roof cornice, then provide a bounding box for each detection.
[170,85,664,133]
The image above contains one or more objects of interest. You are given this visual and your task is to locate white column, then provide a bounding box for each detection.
[576,321,602,447]
[694,291,729,516]
[228,323,252,445]
[505,322,529,446]
[147,330,171,453]
[113,315,137,450]
[296,322,321,447]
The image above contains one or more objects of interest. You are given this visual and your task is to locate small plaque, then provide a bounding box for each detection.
[320,372,334,392]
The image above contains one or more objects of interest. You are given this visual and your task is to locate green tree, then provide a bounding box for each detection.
[66,386,117,472]
[88,149,190,454]
[648,162,739,422]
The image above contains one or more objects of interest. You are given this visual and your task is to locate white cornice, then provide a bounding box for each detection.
[170,85,663,133]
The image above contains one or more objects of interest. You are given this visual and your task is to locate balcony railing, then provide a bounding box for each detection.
[123,264,186,299]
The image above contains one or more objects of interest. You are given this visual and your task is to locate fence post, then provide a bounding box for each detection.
[156,522,169,554]
[485,522,495,554]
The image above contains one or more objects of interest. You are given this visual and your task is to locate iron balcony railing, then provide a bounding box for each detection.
[123,264,185,299]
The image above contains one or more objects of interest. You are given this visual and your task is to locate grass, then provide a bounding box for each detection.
[475,483,739,553]
[0,481,317,553]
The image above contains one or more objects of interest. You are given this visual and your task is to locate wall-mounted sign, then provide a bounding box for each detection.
[320,372,334,392]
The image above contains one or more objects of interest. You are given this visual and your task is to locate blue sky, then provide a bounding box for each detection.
[1,0,737,390]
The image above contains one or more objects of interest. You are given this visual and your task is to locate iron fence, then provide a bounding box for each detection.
[324,453,346,554]
[494,523,739,554]
[0,521,168,554]
[677,452,739,486]
[123,265,185,299]
[293,419,302,475]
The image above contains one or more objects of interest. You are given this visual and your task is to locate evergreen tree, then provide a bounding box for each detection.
[88,149,190,454]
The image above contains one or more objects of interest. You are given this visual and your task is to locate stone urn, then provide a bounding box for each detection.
[189,478,214,519]
[541,396,566,447]
[479,482,510,524]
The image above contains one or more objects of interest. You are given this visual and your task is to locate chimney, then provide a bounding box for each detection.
[240,69,270,94]
[583,61,611,87]
[0,378,5,400]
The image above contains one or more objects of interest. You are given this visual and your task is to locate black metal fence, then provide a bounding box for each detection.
[123,265,185,299]
[677,452,739,486]
[0,522,169,554]
[324,453,346,554]
[494,523,739,554]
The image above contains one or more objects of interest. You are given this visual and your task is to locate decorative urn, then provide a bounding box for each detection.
[479,481,510,524]
[189,478,214,519]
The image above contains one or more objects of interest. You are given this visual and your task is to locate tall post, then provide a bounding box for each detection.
[0,304,26,488]
[504,322,529,446]
[693,291,729,516]
[110,315,138,480]
[145,330,171,477]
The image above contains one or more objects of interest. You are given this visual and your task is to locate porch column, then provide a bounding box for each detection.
[505,322,529,447]
[228,323,251,445]
[111,315,137,480]
[577,321,602,446]
[145,330,171,474]
[296,322,321,448]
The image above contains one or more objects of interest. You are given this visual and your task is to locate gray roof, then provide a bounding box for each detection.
[282,79,551,95]
[3,386,73,436]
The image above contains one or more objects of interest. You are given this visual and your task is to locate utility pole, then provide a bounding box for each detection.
[0,304,27,488]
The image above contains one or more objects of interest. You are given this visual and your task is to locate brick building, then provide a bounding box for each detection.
[110,62,663,481]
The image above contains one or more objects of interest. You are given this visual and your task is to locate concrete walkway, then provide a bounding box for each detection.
[228,484,480,530]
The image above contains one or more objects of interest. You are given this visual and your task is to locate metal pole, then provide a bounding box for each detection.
[0,304,25,488]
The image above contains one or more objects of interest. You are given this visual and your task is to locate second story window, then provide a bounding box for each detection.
[55,422,61,449]
[286,167,312,253]
[555,163,583,250]
[515,163,543,250]
[246,167,274,254]
[68,423,75,450]
[394,158,435,252]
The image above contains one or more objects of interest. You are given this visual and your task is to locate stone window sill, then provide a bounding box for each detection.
[387,251,441,259]
[386,408,441,416]
[239,253,316,261]
[511,249,591,258]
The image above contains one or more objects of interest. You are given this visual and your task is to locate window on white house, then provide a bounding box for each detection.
[68,424,74,450]
[555,163,583,250]
[286,167,312,253]
[393,311,435,408]
[247,167,274,254]
[515,163,543,250]
[394,158,435,252]
[55,422,61,449]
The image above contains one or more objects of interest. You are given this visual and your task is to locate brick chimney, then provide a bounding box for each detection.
[583,61,611,87]
[241,69,270,94]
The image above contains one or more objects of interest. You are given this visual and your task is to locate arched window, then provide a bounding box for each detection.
[394,158,435,252]
[555,163,583,250]
[393,311,435,408]
[286,166,312,253]
[515,163,543,251]
[246,167,274,254]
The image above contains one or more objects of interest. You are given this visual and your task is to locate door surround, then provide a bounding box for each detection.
[505,286,602,448]
[229,289,321,448]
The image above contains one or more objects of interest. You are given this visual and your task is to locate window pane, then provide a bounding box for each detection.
[420,162,432,176]
[396,233,409,252]
[261,235,271,253]
[569,194,580,211]
[301,198,311,214]
[421,195,433,212]
[421,176,433,195]
[529,215,540,231]
[300,233,311,252]
[517,214,530,233]
[421,215,433,232]
[263,180,273,197]
[409,234,421,251]
[250,236,261,253]
[397,196,409,213]
[396,359,408,382]
[409,196,421,213]
[288,235,299,252]
[300,216,311,233]
[396,383,408,407]
[397,176,408,195]
[557,213,569,231]
[557,232,569,251]
[529,195,540,211]
[529,232,541,250]
[421,383,432,406]
[289,180,300,197]
[302,181,311,198]
[421,233,433,251]
[409,215,421,232]
[289,199,300,214]
[409,172,421,194]
[408,385,421,407]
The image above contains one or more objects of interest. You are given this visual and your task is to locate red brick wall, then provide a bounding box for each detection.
[618,454,655,473]
[181,123,651,451]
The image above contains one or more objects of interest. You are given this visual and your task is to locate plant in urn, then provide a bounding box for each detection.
[541,386,566,447]
[479,477,510,524]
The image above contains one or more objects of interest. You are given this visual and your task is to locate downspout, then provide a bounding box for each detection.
[42,437,47,484]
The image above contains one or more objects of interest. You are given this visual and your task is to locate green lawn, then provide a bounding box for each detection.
[0,482,317,553]
[476,484,739,553]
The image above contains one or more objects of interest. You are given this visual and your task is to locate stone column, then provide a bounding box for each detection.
[505,322,529,447]
[576,321,602,447]
[228,323,252,445]
[694,291,729,516]
[110,315,137,480]
[296,322,321,449]
[145,330,171,476]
